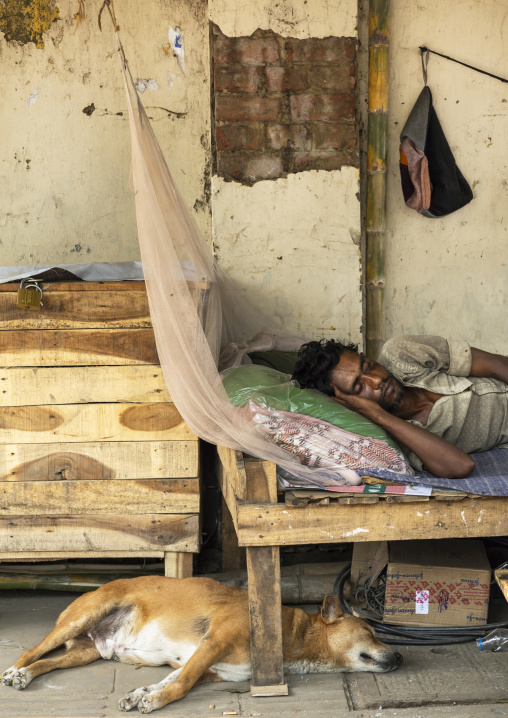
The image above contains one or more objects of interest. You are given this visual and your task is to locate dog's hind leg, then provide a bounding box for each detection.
[6,636,101,691]
[2,589,117,687]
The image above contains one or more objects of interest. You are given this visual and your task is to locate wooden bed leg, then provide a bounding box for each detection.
[246,545,288,697]
[164,551,193,578]
[222,495,246,571]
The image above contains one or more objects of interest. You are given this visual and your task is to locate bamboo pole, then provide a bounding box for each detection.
[365,0,389,359]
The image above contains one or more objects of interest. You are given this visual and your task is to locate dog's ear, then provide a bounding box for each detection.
[320,595,343,624]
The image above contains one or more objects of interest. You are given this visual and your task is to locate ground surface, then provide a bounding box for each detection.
[1,590,507,718]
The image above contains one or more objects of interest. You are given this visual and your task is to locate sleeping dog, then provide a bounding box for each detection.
[1,576,402,714]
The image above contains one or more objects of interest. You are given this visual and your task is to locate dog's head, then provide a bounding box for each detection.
[318,595,402,673]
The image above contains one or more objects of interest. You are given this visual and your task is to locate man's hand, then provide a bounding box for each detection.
[333,385,474,479]
[332,386,384,422]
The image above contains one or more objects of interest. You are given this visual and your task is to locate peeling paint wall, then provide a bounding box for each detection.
[1,0,210,265]
[387,0,508,353]
[210,0,361,342]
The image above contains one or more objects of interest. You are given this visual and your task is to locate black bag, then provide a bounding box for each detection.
[399,86,473,218]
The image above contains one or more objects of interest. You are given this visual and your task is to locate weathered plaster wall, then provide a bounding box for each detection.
[210,0,362,343]
[387,0,508,353]
[0,0,210,266]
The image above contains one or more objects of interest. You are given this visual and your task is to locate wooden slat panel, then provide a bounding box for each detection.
[0,403,197,443]
[0,328,158,366]
[236,498,508,546]
[0,290,152,329]
[0,365,171,406]
[0,440,198,481]
[0,514,200,552]
[0,478,200,515]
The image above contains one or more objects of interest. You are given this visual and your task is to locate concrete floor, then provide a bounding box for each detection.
[1,589,508,718]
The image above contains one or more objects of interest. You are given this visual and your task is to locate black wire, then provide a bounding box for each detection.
[419,46,508,84]
[334,563,508,646]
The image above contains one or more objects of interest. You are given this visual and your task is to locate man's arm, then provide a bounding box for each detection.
[470,348,508,385]
[333,388,475,479]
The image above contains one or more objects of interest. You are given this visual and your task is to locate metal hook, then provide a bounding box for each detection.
[419,46,430,85]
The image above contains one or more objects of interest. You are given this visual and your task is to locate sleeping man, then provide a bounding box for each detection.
[292,336,508,479]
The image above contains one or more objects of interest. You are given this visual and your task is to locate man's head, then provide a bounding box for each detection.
[292,339,404,412]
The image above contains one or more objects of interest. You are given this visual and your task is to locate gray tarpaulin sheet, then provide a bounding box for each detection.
[0,262,144,283]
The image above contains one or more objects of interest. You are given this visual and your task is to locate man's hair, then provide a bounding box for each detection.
[292,339,359,395]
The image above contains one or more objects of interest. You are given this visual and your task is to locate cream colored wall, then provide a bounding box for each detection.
[387,0,508,353]
[0,0,210,266]
[210,0,362,343]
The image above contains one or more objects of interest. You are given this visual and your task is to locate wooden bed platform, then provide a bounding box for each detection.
[217,445,508,695]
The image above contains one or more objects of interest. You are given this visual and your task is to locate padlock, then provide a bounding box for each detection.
[17,278,43,310]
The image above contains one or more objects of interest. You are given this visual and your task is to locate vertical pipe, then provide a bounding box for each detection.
[365,0,389,359]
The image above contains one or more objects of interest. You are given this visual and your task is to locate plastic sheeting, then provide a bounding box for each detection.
[117,33,394,485]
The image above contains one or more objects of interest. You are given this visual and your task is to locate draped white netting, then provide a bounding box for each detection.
[117,33,367,485]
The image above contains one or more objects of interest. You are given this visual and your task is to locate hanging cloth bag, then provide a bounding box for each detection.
[399,53,473,217]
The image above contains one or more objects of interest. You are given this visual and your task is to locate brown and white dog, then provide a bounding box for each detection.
[1,576,402,714]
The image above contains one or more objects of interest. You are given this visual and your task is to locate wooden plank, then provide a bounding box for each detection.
[0,290,152,329]
[0,403,197,443]
[217,454,240,534]
[221,495,246,571]
[0,514,200,552]
[217,445,247,501]
[164,552,194,578]
[0,365,171,406]
[0,440,198,481]
[0,551,165,560]
[0,328,158,366]
[0,478,200,515]
[0,281,148,293]
[245,458,278,504]
[246,545,286,692]
[236,497,508,546]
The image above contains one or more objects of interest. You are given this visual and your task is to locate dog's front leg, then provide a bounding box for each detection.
[121,638,227,714]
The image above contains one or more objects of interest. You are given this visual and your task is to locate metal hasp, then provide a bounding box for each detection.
[365,0,389,359]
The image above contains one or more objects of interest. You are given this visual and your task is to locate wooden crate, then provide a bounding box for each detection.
[0,280,201,578]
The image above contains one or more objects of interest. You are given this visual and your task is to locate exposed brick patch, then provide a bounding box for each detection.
[214,33,280,65]
[285,37,356,63]
[216,124,262,152]
[215,96,280,122]
[214,65,262,93]
[218,153,284,183]
[212,25,357,184]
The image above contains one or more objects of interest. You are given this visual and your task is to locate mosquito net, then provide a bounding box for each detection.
[116,31,383,486]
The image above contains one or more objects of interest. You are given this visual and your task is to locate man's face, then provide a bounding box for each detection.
[329,350,404,412]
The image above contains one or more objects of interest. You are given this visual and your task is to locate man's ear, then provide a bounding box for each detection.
[320,595,344,624]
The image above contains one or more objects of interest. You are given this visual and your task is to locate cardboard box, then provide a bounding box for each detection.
[351,540,491,627]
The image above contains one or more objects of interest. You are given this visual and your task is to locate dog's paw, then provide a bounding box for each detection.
[138,694,159,714]
[1,666,18,687]
[11,668,30,690]
[119,687,150,712]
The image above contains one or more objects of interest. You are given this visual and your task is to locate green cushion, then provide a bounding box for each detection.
[221,364,399,448]
[247,350,299,375]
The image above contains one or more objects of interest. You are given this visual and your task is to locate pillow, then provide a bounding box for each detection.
[221,364,400,449]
